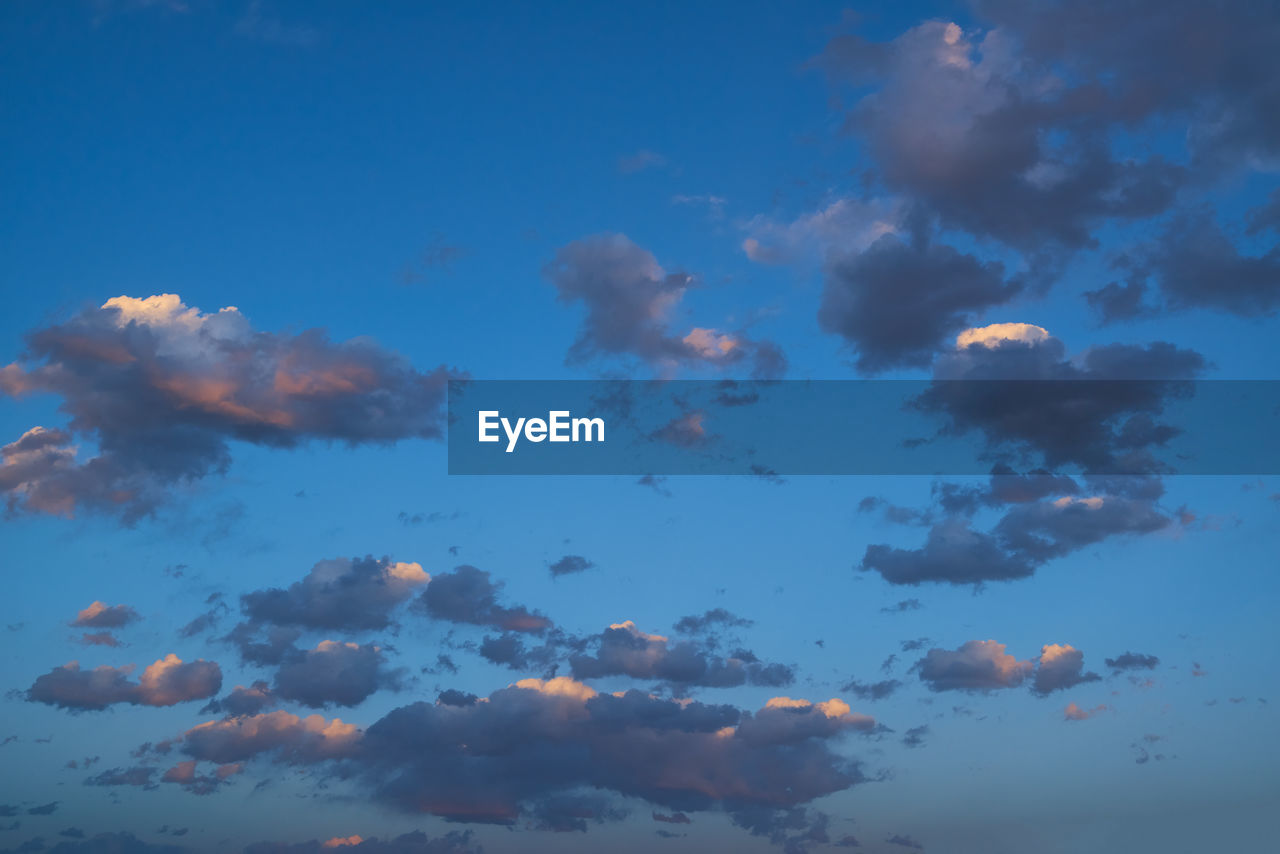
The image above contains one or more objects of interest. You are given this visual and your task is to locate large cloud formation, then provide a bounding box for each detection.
[545,234,786,379]
[0,295,453,520]
[168,677,874,836]
[27,654,222,711]
[801,2,1279,367]
[860,326,1191,586]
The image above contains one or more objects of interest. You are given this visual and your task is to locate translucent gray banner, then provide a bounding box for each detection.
[447,380,1280,475]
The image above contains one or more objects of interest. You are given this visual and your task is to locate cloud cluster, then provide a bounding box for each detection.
[227,556,428,664]
[569,621,794,688]
[545,234,785,378]
[0,295,453,519]
[922,324,1205,471]
[27,655,222,711]
[916,640,1099,697]
[159,677,875,845]
[859,326,1188,586]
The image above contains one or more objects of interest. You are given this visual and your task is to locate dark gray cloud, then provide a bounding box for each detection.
[819,12,1198,253]
[528,794,628,833]
[1105,652,1160,672]
[244,832,479,854]
[917,640,1033,693]
[569,621,794,688]
[84,766,158,789]
[272,642,399,708]
[0,295,453,520]
[901,726,929,749]
[673,608,754,635]
[864,476,1172,587]
[201,682,277,717]
[923,327,1206,472]
[548,555,594,578]
[357,681,869,826]
[1142,213,1280,316]
[1031,645,1101,696]
[1248,189,1280,235]
[863,519,1036,586]
[917,640,1099,698]
[77,632,123,648]
[544,234,785,378]
[861,329,1192,586]
[27,655,221,711]
[840,679,902,701]
[239,556,429,634]
[169,679,873,846]
[819,231,1020,373]
[0,831,183,854]
[418,565,552,634]
[973,0,1280,170]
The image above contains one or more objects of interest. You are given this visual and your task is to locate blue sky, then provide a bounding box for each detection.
[1,2,1278,853]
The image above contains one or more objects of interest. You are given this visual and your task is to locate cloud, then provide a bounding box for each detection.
[227,556,428,663]
[84,766,158,789]
[0,831,183,853]
[569,621,794,688]
[548,555,594,578]
[202,681,277,717]
[1140,213,1280,316]
[673,608,753,635]
[1064,702,1109,721]
[617,150,667,174]
[815,18,1184,252]
[243,830,481,853]
[160,759,242,795]
[273,641,399,708]
[840,679,902,701]
[178,710,361,765]
[70,601,140,629]
[544,234,785,378]
[740,197,899,266]
[862,518,1037,586]
[418,565,551,634]
[27,655,222,711]
[923,324,1206,471]
[1032,644,1101,696]
[901,725,929,748]
[0,294,453,520]
[355,680,870,827]
[864,467,1174,587]
[78,632,123,648]
[971,0,1280,170]
[819,230,1021,373]
[1105,652,1160,672]
[917,640,1033,693]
